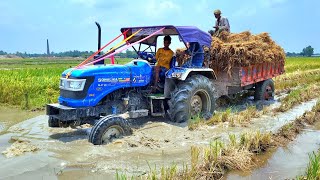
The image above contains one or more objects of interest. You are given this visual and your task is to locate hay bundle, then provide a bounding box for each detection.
[210,31,285,75]
[176,48,191,66]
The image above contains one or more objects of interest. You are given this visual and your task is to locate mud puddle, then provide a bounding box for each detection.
[0,98,317,179]
[0,106,43,135]
[227,129,320,179]
[58,168,114,180]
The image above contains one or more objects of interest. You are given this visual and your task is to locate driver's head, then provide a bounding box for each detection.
[163,35,171,48]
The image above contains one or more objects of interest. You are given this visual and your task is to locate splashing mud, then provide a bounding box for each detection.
[2,137,39,158]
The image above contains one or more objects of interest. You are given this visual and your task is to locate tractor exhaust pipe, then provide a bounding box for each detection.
[95,22,101,55]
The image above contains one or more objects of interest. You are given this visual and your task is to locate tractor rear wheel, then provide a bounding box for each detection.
[88,115,132,145]
[254,79,275,101]
[168,75,216,123]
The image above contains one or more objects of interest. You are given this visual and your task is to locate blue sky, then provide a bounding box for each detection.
[0,0,319,53]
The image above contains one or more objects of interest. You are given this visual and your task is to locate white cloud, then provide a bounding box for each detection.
[233,0,287,17]
[69,0,99,8]
[259,0,288,8]
[195,0,210,12]
[144,0,181,19]
[233,7,257,17]
[82,16,98,25]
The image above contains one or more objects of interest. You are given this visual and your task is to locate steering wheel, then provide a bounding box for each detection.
[138,52,156,64]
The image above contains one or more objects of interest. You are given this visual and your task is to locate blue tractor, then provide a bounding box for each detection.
[47,25,217,145]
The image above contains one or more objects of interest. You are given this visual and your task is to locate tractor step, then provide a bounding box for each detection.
[148,94,166,100]
[129,109,149,119]
[148,94,166,117]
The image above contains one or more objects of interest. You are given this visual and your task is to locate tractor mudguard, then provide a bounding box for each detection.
[166,67,216,81]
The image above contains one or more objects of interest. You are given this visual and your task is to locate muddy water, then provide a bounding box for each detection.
[0,106,43,135]
[227,130,320,179]
[0,99,318,179]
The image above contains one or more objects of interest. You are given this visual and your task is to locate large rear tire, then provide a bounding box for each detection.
[168,75,216,123]
[254,79,275,101]
[88,115,132,145]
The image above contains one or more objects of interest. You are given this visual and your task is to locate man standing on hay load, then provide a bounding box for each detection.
[209,9,230,36]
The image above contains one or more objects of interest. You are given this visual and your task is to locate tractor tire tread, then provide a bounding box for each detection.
[88,115,132,145]
[168,75,216,123]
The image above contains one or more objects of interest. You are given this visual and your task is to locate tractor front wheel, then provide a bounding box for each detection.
[88,115,132,145]
[48,117,60,128]
[168,75,216,123]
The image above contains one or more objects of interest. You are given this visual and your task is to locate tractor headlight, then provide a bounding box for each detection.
[60,78,86,91]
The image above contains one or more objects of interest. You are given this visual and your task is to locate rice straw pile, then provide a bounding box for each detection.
[175,31,285,75]
[210,31,285,74]
[175,48,190,66]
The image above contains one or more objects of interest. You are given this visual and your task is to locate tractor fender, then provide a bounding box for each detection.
[166,68,216,81]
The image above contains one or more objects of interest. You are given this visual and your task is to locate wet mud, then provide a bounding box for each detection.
[0,98,318,179]
[0,106,43,135]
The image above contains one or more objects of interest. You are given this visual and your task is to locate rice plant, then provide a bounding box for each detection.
[0,58,131,109]
[298,151,320,180]
[305,151,320,179]
[277,84,320,112]
[284,57,320,73]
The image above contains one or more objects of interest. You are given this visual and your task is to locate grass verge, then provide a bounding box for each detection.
[275,68,320,92]
[189,105,263,130]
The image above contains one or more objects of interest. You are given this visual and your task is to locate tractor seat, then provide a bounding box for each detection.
[182,42,204,68]
[170,56,177,68]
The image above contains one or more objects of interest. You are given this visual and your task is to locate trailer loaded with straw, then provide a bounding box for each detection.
[177,30,285,98]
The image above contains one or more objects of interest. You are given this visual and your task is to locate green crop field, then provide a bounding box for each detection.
[0,58,132,109]
[0,57,319,110]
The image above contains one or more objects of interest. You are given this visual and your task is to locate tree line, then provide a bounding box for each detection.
[0,46,317,58]
[286,45,316,57]
[0,49,138,58]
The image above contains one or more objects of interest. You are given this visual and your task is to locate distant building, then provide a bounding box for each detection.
[47,39,50,55]
[311,54,320,57]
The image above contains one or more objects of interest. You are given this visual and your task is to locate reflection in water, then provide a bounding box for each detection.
[227,130,320,179]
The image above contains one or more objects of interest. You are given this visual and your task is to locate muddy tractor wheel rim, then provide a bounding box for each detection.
[190,90,210,116]
[101,125,124,143]
[264,85,273,100]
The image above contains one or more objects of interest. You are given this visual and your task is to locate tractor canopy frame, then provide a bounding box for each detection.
[120,25,212,51]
